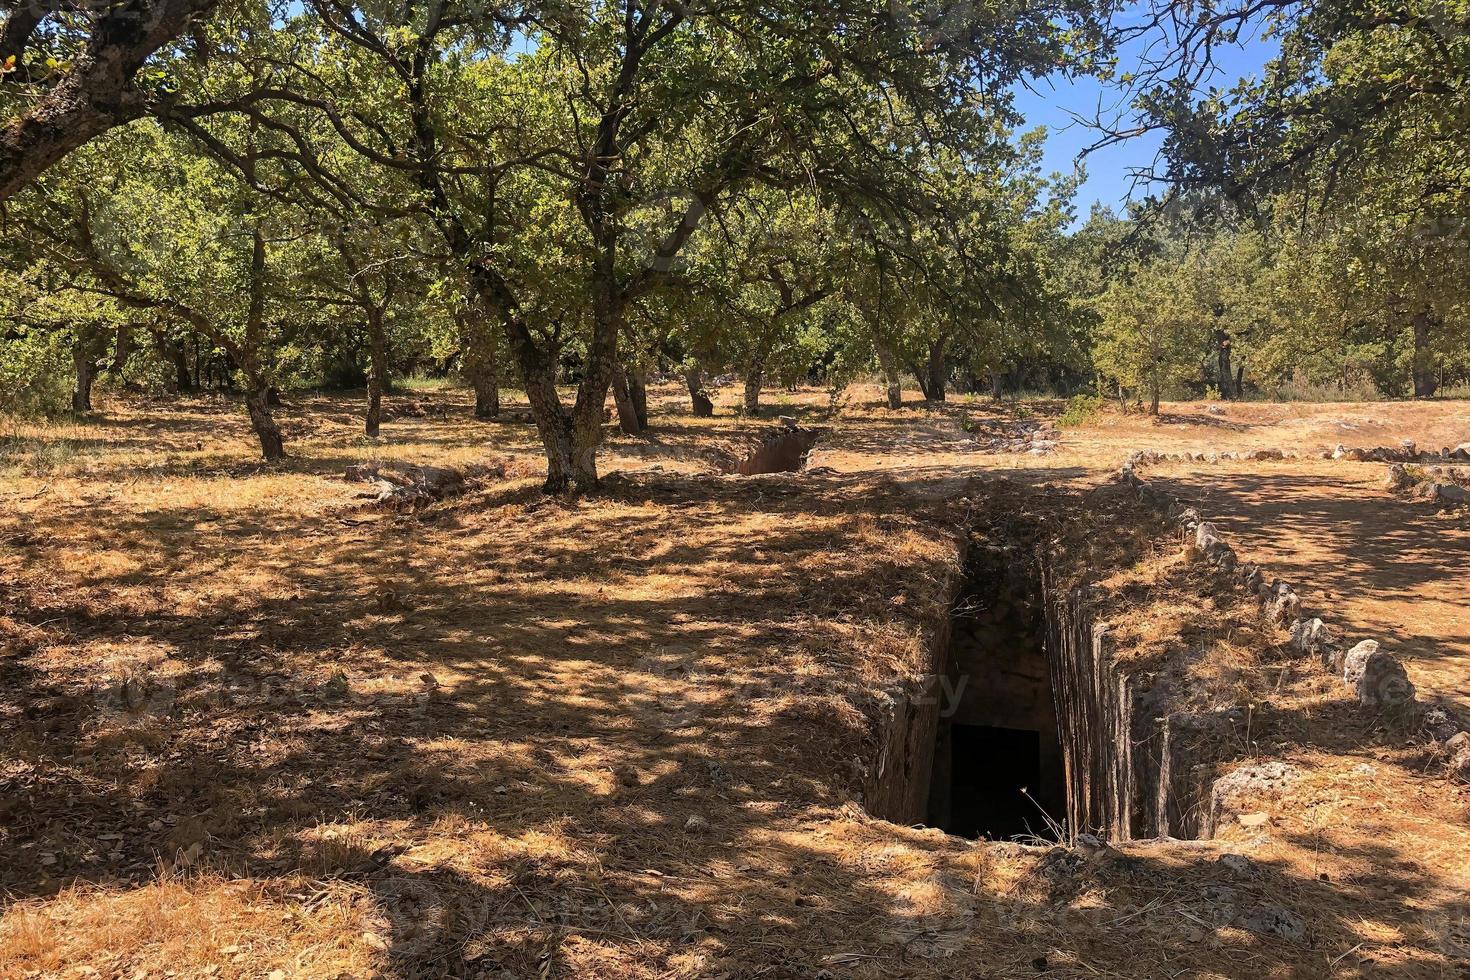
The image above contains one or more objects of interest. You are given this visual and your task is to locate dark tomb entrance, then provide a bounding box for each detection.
[927,543,1066,840]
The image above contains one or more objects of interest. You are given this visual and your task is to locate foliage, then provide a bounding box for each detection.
[1057,393,1105,428]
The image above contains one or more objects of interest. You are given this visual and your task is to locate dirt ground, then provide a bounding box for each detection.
[1,386,1468,978]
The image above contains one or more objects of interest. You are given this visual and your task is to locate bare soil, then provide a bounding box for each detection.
[1,387,1467,978]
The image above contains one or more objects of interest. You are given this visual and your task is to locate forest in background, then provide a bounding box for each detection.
[3,0,1470,486]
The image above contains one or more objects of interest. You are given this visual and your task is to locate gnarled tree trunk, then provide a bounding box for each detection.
[685,367,714,417]
[627,367,648,429]
[0,0,220,202]
[244,383,285,460]
[71,345,97,413]
[743,364,763,415]
[611,361,645,435]
[459,306,501,419]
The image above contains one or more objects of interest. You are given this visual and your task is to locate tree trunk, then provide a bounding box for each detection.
[473,375,500,419]
[1149,382,1161,417]
[990,371,1003,401]
[1234,365,1245,398]
[924,340,946,402]
[876,343,902,409]
[244,384,285,460]
[685,367,714,417]
[560,293,626,492]
[627,368,648,429]
[365,309,387,437]
[1411,309,1439,398]
[461,308,501,419]
[611,361,645,435]
[1214,328,1233,399]
[71,346,96,413]
[172,341,193,393]
[743,361,763,415]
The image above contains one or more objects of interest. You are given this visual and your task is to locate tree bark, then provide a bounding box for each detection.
[876,343,902,409]
[924,340,946,402]
[989,371,1004,401]
[472,375,500,418]
[172,340,193,392]
[1411,308,1439,398]
[627,367,648,429]
[458,306,501,419]
[365,309,387,437]
[71,345,96,413]
[743,360,763,415]
[1149,382,1161,417]
[685,367,714,417]
[611,361,645,434]
[1214,328,1233,399]
[0,0,220,202]
[244,384,285,461]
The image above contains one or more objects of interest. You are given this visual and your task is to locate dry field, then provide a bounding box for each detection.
[1,386,1468,978]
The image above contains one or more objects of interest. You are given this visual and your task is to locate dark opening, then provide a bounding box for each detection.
[722,427,821,475]
[925,543,1067,840]
[944,725,1043,840]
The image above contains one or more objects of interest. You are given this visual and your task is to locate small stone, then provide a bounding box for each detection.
[683,814,709,833]
[1423,707,1459,743]
[1217,853,1259,878]
[1237,905,1305,942]
[613,766,640,787]
[1246,448,1283,461]
[1442,731,1470,776]
[1201,884,1237,903]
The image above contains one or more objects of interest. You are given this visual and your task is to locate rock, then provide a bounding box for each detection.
[1341,640,1380,685]
[1354,650,1416,707]
[1423,707,1462,743]
[1384,463,1411,491]
[1288,617,1333,657]
[1432,483,1470,504]
[1217,853,1259,879]
[1210,762,1300,834]
[613,765,641,787]
[1237,905,1306,942]
[1193,522,1222,552]
[1332,444,1348,460]
[1201,884,1238,904]
[683,814,709,833]
[1265,583,1300,624]
[1400,439,1416,455]
[1444,732,1470,777]
[1246,448,1284,461]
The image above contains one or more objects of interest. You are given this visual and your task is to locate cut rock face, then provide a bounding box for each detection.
[723,426,822,475]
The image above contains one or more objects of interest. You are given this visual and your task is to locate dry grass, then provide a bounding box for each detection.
[2,385,1468,978]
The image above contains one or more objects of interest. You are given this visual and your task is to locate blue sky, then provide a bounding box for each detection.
[1013,30,1281,220]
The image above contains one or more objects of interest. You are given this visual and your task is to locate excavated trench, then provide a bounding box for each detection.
[721,426,822,475]
[864,531,1209,844]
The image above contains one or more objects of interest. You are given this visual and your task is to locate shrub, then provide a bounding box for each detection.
[1057,393,1104,428]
